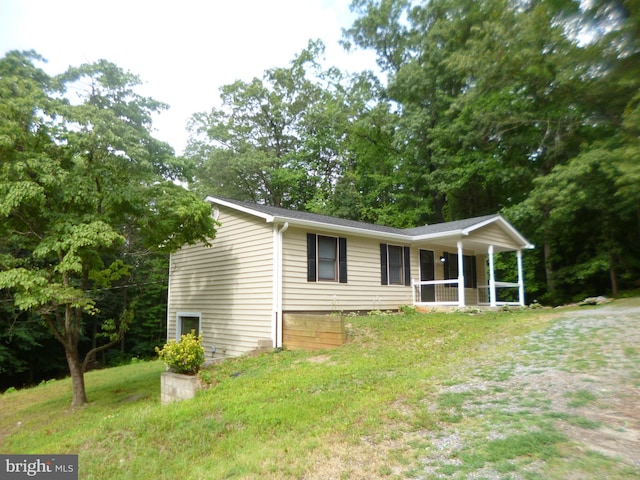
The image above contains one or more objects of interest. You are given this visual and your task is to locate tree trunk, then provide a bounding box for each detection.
[544,241,555,299]
[65,344,88,407]
[66,302,88,407]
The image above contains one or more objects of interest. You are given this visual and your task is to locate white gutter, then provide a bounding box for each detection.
[267,216,410,242]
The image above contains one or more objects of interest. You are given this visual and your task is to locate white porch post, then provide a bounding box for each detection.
[457,241,465,307]
[488,245,497,307]
[517,249,525,306]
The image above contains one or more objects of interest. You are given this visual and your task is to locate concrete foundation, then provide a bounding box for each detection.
[161,371,200,404]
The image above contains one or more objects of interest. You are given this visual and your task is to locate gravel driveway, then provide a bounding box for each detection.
[417,299,640,479]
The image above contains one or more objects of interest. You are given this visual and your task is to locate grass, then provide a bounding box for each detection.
[0,305,636,479]
[565,389,599,408]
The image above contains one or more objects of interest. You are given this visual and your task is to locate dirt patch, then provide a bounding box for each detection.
[305,355,336,365]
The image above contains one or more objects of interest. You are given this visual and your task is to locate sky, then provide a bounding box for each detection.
[0,0,378,154]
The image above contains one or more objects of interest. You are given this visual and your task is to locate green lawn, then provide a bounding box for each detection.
[0,308,606,479]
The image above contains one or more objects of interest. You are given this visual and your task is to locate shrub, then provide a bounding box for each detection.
[399,304,417,315]
[155,331,205,375]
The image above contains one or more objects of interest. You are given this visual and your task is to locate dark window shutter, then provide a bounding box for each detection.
[307,233,317,282]
[338,237,347,283]
[403,246,411,286]
[380,243,388,285]
[472,256,477,288]
[467,255,477,288]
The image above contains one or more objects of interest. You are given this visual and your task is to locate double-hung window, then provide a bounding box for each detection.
[307,233,347,283]
[380,244,411,286]
[318,235,338,281]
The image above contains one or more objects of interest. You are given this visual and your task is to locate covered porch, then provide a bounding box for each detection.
[407,216,534,308]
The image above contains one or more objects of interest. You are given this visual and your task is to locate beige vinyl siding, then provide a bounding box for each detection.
[282,227,413,311]
[168,208,274,358]
[470,223,521,250]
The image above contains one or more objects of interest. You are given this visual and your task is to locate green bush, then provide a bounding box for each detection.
[155,331,205,375]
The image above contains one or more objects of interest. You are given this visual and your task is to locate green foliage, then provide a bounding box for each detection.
[342,0,640,303]
[399,304,417,314]
[0,51,217,404]
[155,332,205,375]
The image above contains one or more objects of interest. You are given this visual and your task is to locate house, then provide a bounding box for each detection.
[167,197,534,358]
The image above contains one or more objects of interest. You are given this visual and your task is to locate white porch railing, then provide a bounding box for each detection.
[411,280,460,305]
[411,280,523,307]
[477,282,521,306]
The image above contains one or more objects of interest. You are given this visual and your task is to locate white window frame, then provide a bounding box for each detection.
[386,244,405,285]
[317,235,338,282]
[176,312,202,340]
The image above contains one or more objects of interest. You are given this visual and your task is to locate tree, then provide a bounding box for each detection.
[0,51,217,406]
[344,0,640,301]
[187,40,357,210]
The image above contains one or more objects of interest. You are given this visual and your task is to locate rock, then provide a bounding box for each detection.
[579,296,611,306]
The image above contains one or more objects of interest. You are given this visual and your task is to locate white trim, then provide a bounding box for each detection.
[272,222,288,348]
[206,197,534,250]
[176,312,202,340]
[275,216,409,242]
[205,196,275,223]
[517,249,525,306]
[166,254,173,340]
[272,225,279,349]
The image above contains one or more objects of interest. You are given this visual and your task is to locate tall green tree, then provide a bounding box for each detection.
[187,41,357,210]
[0,51,217,406]
[345,0,596,222]
[345,0,639,301]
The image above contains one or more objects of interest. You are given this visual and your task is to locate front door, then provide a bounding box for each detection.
[420,250,435,302]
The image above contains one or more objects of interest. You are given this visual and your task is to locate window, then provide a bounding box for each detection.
[443,252,477,288]
[176,312,201,339]
[380,244,411,286]
[318,235,337,281]
[307,234,347,283]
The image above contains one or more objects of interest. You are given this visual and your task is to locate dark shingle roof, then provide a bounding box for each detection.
[403,215,499,236]
[210,197,501,238]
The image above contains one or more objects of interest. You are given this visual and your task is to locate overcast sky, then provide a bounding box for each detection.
[0,0,377,154]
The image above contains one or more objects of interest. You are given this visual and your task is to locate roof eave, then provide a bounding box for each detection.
[270,216,411,241]
[207,196,535,249]
[206,196,275,222]
[411,231,466,242]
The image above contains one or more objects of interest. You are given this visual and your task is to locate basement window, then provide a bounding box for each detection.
[176,312,201,339]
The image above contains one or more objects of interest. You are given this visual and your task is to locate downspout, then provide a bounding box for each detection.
[272,222,289,348]
[166,254,173,341]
